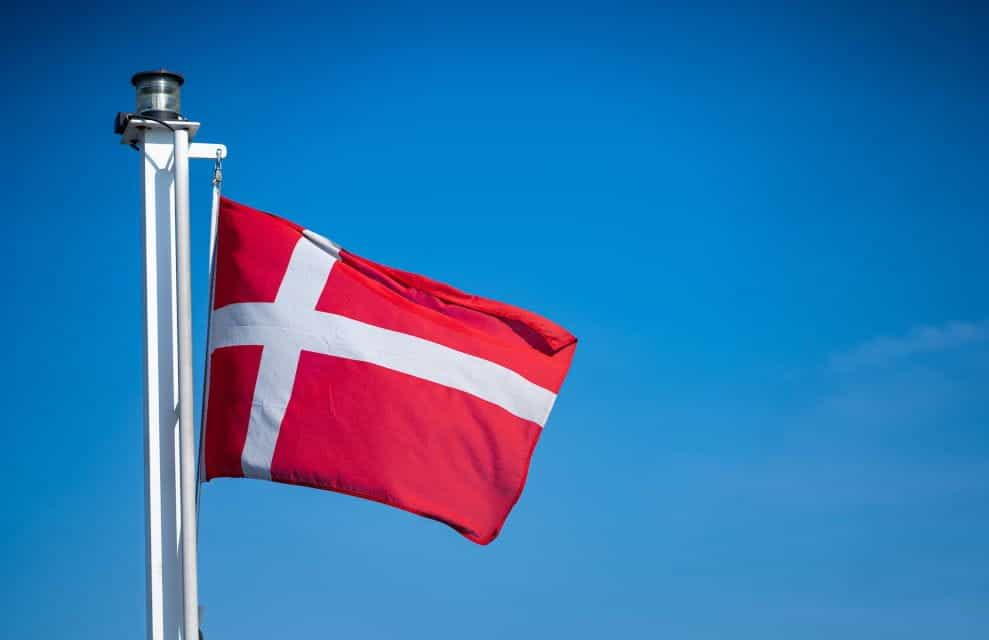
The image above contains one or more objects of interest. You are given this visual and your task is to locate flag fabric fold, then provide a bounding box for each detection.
[203,197,576,544]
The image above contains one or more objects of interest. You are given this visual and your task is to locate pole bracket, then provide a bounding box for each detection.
[118,117,200,147]
[189,143,227,160]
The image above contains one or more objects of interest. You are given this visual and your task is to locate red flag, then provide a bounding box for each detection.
[203,198,577,544]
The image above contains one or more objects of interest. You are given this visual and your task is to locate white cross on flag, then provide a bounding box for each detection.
[203,198,577,544]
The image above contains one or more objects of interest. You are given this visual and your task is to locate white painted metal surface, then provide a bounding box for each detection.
[136,118,223,640]
[139,126,185,640]
[189,142,227,160]
[172,128,201,640]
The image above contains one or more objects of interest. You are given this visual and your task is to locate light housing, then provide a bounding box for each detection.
[131,69,185,120]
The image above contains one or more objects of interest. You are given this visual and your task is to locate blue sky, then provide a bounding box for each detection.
[2,2,988,638]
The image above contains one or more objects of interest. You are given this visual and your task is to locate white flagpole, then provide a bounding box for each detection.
[117,70,226,640]
[172,125,201,640]
[134,118,185,640]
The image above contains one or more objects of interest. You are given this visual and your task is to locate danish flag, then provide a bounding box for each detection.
[203,198,577,544]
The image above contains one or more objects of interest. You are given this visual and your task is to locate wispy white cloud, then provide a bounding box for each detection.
[829,320,989,373]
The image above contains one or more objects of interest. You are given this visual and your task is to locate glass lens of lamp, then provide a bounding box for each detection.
[135,76,181,116]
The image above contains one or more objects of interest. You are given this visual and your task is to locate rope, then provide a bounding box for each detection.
[195,149,223,531]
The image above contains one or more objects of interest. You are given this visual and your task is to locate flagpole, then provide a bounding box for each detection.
[172,124,201,640]
[117,70,226,640]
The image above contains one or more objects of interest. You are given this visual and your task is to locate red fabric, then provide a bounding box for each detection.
[204,197,577,544]
[320,252,573,392]
[270,354,542,543]
[212,198,302,309]
[204,346,261,479]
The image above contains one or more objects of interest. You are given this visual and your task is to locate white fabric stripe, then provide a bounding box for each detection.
[273,239,334,309]
[212,309,558,426]
[216,235,557,481]
[240,345,302,479]
[237,240,335,479]
[302,228,341,258]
